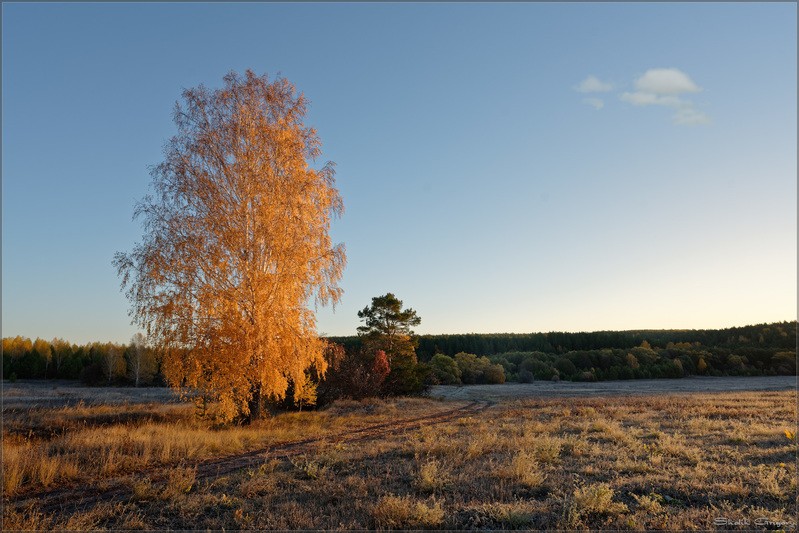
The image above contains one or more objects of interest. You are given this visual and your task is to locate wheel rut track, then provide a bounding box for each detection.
[8,400,489,516]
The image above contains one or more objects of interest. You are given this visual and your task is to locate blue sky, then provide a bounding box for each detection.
[3,3,796,344]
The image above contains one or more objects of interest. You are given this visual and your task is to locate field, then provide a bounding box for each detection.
[429,375,797,401]
[2,379,797,530]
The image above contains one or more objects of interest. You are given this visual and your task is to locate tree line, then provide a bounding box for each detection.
[328,321,796,362]
[427,341,795,385]
[2,334,159,386]
[327,321,795,386]
[7,320,792,391]
[2,316,796,412]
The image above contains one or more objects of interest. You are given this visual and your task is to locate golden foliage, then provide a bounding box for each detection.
[115,70,345,421]
[292,373,318,410]
[2,336,33,358]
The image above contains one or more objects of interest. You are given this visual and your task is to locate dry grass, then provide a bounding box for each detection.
[415,458,452,493]
[530,435,562,464]
[2,389,796,530]
[372,494,445,529]
[1,397,441,497]
[571,482,629,516]
[504,450,547,488]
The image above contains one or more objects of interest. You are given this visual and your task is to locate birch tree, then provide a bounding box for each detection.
[114,70,346,422]
[127,332,156,387]
[98,344,124,384]
[32,338,52,378]
[50,338,72,377]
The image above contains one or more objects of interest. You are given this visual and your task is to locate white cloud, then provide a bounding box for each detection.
[673,107,711,125]
[575,75,613,93]
[577,67,709,126]
[619,68,708,126]
[634,68,701,95]
[582,97,605,110]
[620,92,684,107]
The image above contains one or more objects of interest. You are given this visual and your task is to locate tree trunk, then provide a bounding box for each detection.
[246,383,262,424]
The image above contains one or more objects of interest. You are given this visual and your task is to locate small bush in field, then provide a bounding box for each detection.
[372,494,444,529]
[454,353,506,384]
[416,459,451,493]
[429,354,462,385]
[631,492,664,514]
[507,451,547,487]
[290,456,329,480]
[160,466,196,500]
[532,436,562,464]
[572,482,628,515]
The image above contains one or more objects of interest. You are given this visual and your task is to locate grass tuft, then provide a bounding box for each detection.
[572,482,628,515]
[372,494,444,529]
[506,450,547,488]
[160,466,196,500]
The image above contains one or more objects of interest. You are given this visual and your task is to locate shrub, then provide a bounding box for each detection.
[532,436,562,464]
[384,357,429,395]
[416,460,451,493]
[372,495,444,529]
[488,356,516,377]
[519,357,555,380]
[772,352,796,375]
[454,352,506,384]
[631,492,664,514]
[455,352,481,384]
[429,354,462,385]
[554,358,577,378]
[483,363,505,384]
[576,371,596,382]
[506,451,546,487]
[517,369,534,383]
[372,350,391,383]
[160,466,196,500]
[316,344,427,402]
[572,482,628,515]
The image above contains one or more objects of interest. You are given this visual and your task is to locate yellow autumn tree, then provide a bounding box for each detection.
[32,338,53,377]
[114,70,346,422]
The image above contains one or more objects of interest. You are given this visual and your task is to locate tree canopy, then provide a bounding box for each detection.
[357,293,425,394]
[114,70,345,422]
[357,293,421,351]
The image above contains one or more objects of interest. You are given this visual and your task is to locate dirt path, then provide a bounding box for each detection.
[7,400,488,516]
[428,375,796,402]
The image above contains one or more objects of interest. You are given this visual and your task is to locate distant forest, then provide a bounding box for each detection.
[2,321,796,386]
[329,321,797,382]
[329,321,797,359]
